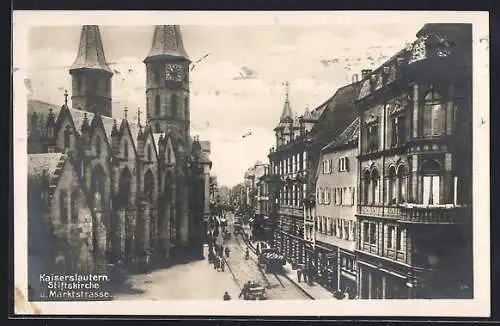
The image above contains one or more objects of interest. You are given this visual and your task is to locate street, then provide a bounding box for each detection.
[111,212,310,300]
[223,213,311,300]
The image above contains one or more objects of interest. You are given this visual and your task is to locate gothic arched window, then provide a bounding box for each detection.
[118,168,132,208]
[423,90,445,137]
[388,166,397,205]
[397,165,407,203]
[421,160,441,205]
[63,126,71,148]
[95,135,101,156]
[59,190,68,224]
[363,170,370,204]
[155,95,161,116]
[171,94,178,117]
[371,168,380,205]
[144,169,155,202]
[147,144,152,161]
[71,189,79,223]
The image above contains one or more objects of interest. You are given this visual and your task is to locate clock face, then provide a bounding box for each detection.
[165,64,185,82]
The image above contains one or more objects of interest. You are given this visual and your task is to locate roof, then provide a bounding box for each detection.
[70,25,113,73]
[28,153,65,180]
[28,99,142,142]
[321,117,359,152]
[144,25,190,63]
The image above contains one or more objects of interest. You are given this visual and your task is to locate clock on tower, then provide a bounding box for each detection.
[165,63,185,82]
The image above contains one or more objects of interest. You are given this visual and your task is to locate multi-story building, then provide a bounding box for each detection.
[27,25,212,295]
[314,117,359,297]
[355,23,473,299]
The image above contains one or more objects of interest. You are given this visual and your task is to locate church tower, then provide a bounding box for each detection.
[144,25,191,143]
[69,25,113,117]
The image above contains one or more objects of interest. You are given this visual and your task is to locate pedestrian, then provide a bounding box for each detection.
[223,291,231,301]
[221,259,225,272]
[225,247,230,258]
[213,258,218,270]
[297,268,302,283]
[245,247,249,260]
[239,281,251,298]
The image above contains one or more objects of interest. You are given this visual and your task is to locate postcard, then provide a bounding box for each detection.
[12,10,490,317]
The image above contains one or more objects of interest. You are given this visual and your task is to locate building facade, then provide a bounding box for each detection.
[27,25,212,286]
[355,23,473,299]
[314,118,359,298]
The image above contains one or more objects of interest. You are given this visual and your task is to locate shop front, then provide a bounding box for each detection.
[357,254,410,299]
[338,249,357,298]
[315,242,338,291]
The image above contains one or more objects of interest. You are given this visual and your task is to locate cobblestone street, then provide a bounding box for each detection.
[224,214,311,300]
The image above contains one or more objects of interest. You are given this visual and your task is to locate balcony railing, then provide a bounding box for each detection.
[358,203,468,225]
[399,204,468,224]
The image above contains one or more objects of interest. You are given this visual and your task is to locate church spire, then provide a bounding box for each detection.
[144,25,191,63]
[280,81,293,122]
[70,25,113,74]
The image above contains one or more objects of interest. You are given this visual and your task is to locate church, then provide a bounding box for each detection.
[27,25,212,281]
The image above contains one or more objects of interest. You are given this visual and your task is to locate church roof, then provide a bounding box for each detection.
[144,25,190,63]
[70,25,113,74]
[28,153,66,180]
[321,117,359,152]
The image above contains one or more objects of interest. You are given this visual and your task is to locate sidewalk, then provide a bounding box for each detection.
[242,226,334,300]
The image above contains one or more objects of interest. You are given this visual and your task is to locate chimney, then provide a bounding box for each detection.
[361,69,372,79]
[352,74,359,83]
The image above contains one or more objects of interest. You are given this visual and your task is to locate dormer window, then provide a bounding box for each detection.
[410,36,428,63]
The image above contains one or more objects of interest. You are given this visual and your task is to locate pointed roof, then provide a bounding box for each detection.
[144,25,191,63]
[70,25,113,74]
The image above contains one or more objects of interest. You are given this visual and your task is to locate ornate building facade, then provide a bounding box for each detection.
[355,23,473,299]
[27,25,211,286]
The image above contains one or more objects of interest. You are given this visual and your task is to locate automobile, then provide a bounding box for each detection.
[243,282,267,300]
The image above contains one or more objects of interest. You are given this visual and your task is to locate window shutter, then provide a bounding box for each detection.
[345,157,349,171]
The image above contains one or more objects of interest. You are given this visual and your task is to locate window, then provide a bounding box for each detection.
[342,187,348,205]
[63,126,71,148]
[421,160,440,205]
[147,145,152,161]
[388,166,397,205]
[397,166,407,203]
[423,91,445,137]
[339,157,349,172]
[155,95,161,116]
[350,187,355,206]
[391,115,405,147]
[363,171,370,204]
[396,228,403,251]
[453,176,459,205]
[95,135,101,156]
[71,190,78,223]
[371,169,380,204]
[363,222,369,243]
[367,123,379,152]
[387,225,394,249]
[171,94,178,117]
[369,223,377,244]
[59,190,68,224]
[123,140,128,159]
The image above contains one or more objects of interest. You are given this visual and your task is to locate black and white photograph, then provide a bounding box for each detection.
[12,11,489,317]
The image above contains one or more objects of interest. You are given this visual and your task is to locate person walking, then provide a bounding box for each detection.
[239,281,251,299]
[225,246,230,258]
[297,268,302,283]
[221,259,226,272]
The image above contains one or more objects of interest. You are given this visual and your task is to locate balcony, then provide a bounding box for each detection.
[357,204,468,225]
[398,204,468,225]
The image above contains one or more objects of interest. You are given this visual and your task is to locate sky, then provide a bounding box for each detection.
[27,22,430,187]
